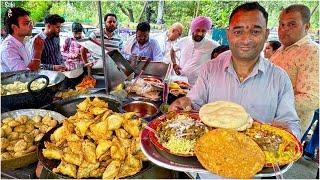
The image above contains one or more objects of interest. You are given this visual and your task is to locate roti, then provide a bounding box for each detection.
[195,129,265,178]
[245,122,303,167]
[199,101,253,131]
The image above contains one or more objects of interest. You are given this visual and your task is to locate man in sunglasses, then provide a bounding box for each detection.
[0,7,43,72]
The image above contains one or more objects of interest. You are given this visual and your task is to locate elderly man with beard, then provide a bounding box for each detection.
[170,16,220,85]
[28,14,66,71]
[1,7,43,72]
[169,2,301,142]
[270,4,319,134]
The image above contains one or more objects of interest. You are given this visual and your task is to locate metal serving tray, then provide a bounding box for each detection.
[140,127,293,178]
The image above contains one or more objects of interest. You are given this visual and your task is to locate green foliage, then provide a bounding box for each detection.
[1,0,319,33]
[50,1,98,25]
[22,1,52,22]
[1,1,25,27]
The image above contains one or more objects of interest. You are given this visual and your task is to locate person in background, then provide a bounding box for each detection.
[60,22,91,88]
[28,14,66,71]
[156,22,183,63]
[62,22,86,70]
[211,45,229,59]
[263,40,281,59]
[1,7,43,72]
[81,13,123,69]
[170,16,220,85]
[122,22,163,61]
[270,4,319,134]
[1,28,7,43]
[169,2,301,144]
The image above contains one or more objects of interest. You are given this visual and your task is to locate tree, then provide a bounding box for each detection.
[22,1,53,22]
[110,1,135,22]
[156,0,164,24]
[1,0,318,32]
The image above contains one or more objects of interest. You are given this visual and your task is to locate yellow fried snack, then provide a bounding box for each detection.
[90,107,108,116]
[123,119,140,137]
[75,119,93,138]
[91,97,108,108]
[195,129,265,178]
[110,138,126,160]
[134,151,148,161]
[82,140,97,163]
[65,134,81,142]
[89,120,112,141]
[1,114,59,160]
[89,166,106,178]
[56,89,89,99]
[129,137,141,154]
[42,97,146,179]
[118,153,142,178]
[42,148,63,160]
[77,161,100,179]
[67,141,82,154]
[106,114,123,130]
[199,101,253,131]
[96,140,112,159]
[53,161,77,178]
[115,128,130,139]
[62,152,83,166]
[76,97,91,112]
[102,160,121,179]
[50,126,70,145]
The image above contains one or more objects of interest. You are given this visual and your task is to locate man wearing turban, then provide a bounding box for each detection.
[170,16,220,85]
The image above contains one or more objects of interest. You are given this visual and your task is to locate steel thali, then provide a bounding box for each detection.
[140,113,294,178]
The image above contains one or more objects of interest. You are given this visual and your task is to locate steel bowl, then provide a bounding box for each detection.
[1,70,65,112]
[122,100,159,121]
[1,109,65,170]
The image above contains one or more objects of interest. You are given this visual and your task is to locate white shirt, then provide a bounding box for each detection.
[173,36,219,85]
[153,31,178,64]
[0,35,31,72]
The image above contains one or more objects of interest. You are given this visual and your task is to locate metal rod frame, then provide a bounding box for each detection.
[97,1,109,94]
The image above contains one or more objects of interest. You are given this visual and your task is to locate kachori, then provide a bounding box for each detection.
[195,129,265,178]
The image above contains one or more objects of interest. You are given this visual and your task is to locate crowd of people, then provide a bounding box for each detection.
[0,2,319,142]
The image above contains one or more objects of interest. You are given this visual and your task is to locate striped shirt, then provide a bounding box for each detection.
[89,29,123,51]
[0,35,32,72]
[28,31,65,70]
[188,51,301,139]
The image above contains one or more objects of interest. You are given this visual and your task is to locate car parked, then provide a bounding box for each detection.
[32,22,45,36]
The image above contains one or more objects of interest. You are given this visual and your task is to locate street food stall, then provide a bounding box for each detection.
[0,2,304,179]
[0,50,303,179]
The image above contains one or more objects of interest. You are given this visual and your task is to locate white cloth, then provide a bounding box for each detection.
[172,36,219,85]
[153,31,179,64]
